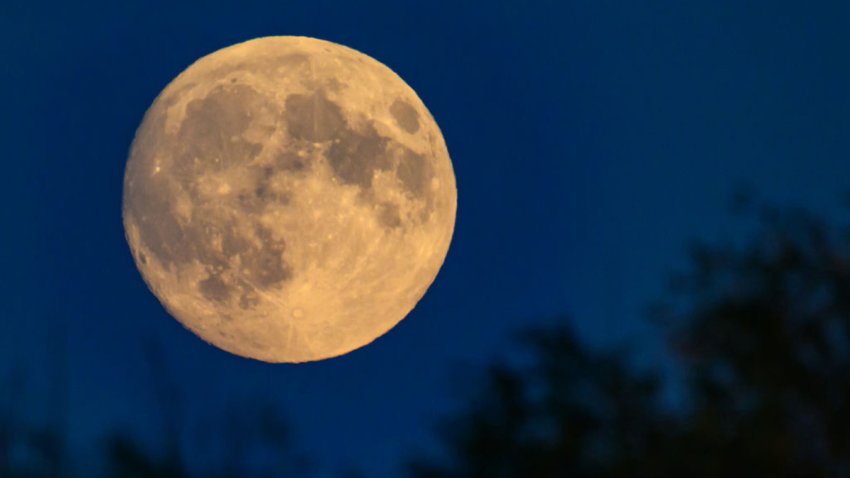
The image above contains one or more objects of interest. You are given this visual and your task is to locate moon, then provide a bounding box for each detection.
[122,36,456,363]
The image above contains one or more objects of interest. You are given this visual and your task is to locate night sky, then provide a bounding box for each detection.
[4,1,850,476]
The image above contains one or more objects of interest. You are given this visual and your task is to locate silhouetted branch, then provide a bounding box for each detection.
[142,336,184,476]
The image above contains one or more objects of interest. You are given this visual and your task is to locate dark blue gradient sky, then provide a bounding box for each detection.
[3,1,850,476]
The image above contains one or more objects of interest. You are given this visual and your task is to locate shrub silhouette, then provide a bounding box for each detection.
[410,204,850,477]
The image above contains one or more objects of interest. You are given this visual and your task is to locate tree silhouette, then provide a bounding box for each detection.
[1,327,67,478]
[0,335,311,478]
[659,205,850,476]
[410,203,850,477]
[103,400,308,478]
[409,327,677,478]
[103,338,312,478]
[105,433,186,478]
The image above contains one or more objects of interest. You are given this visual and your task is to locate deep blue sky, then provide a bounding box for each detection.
[3,1,850,476]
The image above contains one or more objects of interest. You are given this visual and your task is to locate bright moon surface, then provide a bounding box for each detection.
[122,36,457,363]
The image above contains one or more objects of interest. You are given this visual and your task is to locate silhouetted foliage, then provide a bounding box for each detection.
[0,338,310,478]
[1,363,67,478]
[409,328,677,478]
[410,204,850,477]
[660,205,850,475]
[106,433,185,478]
[103,401,308,478]
[101,339,311,478]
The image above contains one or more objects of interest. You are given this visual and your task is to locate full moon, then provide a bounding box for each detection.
[123,36,456,363]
